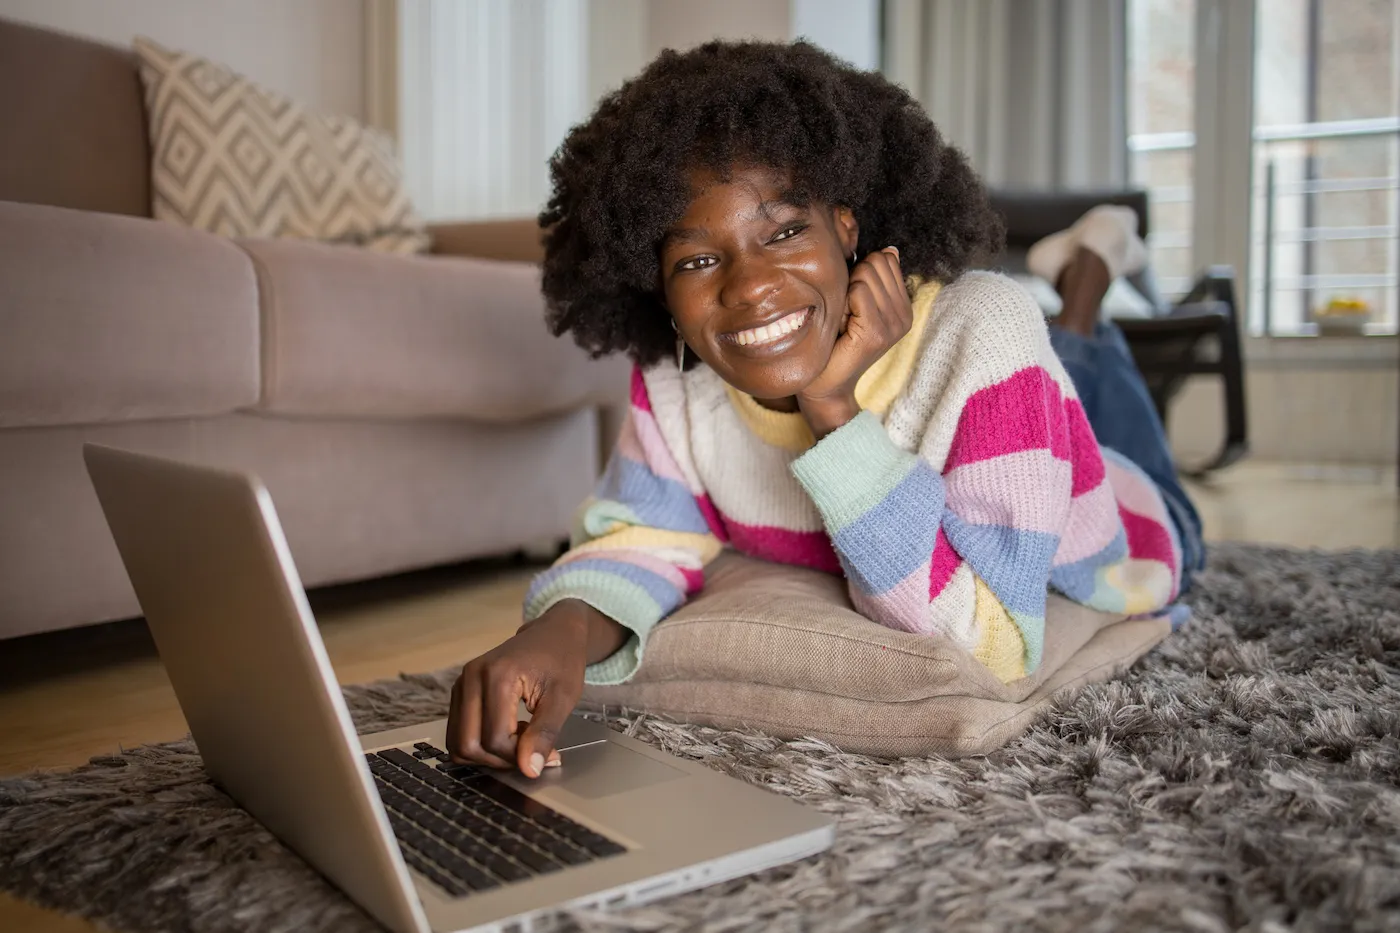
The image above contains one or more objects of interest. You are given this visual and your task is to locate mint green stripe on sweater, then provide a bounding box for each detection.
[790,410,921,532]
[522,568,663,685]
[583,633,644,685]
[1009,609,1046,673]
[574,497,643,543]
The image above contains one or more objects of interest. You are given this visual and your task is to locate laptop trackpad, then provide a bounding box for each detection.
[553,714,611,750]
[552,741,685,800]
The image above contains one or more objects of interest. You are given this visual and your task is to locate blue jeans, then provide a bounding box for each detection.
[1048,322,1206,594]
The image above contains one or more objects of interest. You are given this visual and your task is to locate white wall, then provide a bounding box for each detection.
[589,0,881,101]
[792,0,879,70]
[0,0,365,119]
[646,0,791,55]
[1168,339,1400,467]
[588,0,647,102]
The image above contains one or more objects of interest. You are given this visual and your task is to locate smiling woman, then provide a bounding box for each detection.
[660,164,893,431]
[441,40,1205,780]
[537,41,1002,371]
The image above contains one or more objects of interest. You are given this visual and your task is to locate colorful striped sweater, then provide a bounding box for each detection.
[524,272,1183,686]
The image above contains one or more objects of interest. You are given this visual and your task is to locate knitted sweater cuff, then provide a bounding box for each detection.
[523,575,662,685]
[790,409,923,532]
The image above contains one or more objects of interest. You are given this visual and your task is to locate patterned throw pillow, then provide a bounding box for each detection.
[133,36,430,254]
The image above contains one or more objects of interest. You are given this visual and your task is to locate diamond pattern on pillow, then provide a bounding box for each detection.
[133,36,430,254]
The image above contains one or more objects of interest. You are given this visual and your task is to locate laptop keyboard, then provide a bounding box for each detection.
[365,744,628,898]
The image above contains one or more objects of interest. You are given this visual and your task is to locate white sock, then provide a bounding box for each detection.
[1026,228,1079,285]
[1073,205,1148,279]
[1025,204,1149,284]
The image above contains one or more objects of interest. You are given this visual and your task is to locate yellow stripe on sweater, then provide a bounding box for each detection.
[572,527,725,564]
[972,576,1027,683]
[726,279,942,451]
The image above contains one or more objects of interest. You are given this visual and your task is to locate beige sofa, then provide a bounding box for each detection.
[0,17,627,640]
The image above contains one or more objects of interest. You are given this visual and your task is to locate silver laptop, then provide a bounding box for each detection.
[83,444,833,933]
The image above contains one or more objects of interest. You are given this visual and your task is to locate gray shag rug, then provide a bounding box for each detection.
[3,543,1399,933]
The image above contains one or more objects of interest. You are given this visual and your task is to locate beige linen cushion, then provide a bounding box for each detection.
[133,36,429,254]
[580,553,1171,758]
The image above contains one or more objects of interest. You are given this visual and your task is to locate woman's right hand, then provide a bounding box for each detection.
[445,599,627,778]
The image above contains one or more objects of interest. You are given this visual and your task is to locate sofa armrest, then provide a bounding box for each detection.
[428,218,544,264]
[0,200,259,428]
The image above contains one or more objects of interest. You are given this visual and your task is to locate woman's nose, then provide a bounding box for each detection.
[718,253,780,309]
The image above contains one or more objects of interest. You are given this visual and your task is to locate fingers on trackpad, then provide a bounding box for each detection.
[548,741,685,800]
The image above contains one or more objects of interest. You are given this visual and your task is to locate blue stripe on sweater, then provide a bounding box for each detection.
[1048,527,1128,602]
[941,513,1060,617]
[525,556,683,616]
[832,461,945,595]
[594,453,710,535]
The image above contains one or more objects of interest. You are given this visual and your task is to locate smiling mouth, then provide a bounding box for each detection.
[727,307,813,347]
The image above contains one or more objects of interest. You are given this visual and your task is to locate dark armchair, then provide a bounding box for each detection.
[987,189,1249,476]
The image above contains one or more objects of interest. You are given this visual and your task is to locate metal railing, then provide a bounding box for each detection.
[1128,117,1400,334]
[1129,117,1400,150]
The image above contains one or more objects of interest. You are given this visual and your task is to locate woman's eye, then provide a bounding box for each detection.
[677,256,716,272]
[771,224,807,242]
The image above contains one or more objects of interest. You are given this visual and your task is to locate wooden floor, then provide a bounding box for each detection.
[2,461,1397,932]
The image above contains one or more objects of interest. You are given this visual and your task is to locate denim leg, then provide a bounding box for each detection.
[1048,322,1206,591]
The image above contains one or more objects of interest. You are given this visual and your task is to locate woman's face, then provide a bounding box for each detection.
[659,165,858,405]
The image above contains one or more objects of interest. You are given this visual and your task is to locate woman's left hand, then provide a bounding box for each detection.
[797,246,913,438]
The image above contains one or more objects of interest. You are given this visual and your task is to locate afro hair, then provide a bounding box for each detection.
[538,40,1004,367]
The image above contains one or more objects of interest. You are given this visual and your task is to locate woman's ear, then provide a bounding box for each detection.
[832,205,859,259]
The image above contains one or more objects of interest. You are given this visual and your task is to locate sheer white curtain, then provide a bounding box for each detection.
[882,0,1129,189]
[368,0,885,219]
[367,0,592,221]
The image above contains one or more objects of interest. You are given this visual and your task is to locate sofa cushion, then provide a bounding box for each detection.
[0,201,260,428]
[133,36,429,254]
[239,236,630,421]
[580,553,1171,758]
[0,18,151,217]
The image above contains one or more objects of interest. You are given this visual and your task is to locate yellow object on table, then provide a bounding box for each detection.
[1315,297,1373,334]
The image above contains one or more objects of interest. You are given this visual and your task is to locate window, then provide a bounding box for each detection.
[1128,0,1197,299]
[1128,0,1399,335]
[1252,0,1398,334]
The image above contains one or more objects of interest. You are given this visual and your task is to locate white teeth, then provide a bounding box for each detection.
[735,308,808,347]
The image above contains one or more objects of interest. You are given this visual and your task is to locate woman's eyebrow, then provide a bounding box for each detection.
[662,197,806,247]
[662,226,709,247]
[756,197,806,222]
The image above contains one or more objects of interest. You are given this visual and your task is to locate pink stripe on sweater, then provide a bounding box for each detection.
[944,451,1072,535]
[1118,504,1177,574]
[944,366,1070,471]
[855,565,936,634]
[1053,479,1121,565]
[621,405,697,492]
[724,519,842,575]
[679,565,706,594]
[630,366,652,413]
[695,494,729,542]
[1065,399,1106,497]
[1103,456,1166,520]
[928,528,962,599]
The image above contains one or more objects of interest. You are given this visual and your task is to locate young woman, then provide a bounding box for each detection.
[445,41,1205,778]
